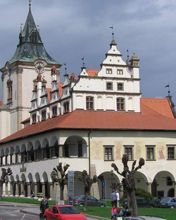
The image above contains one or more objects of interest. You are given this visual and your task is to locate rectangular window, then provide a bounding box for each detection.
[52,106,57,117]
[106,82,113,90]
[167,146,175,160]
[86,96,94,110]
[117,83,124,91]
[117,97,125,111]
[63,102,69,113]
[104,145,113,161]
[106,68,112,74]
[41,110,46,121]
[117,69,123,75]
[32,114,36,124]
[146,145,155,160]
[124,145,133,160]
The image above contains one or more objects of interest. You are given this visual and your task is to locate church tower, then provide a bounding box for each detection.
[0,1,60,135]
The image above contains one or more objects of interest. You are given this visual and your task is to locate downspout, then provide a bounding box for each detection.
[88,130,91,176]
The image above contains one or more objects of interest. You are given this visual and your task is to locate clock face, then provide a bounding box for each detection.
[35,61,45,74]
[34,59,47,74]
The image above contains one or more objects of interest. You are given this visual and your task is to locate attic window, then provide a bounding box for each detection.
[41,110,46,121]
[117,69,123,75]
[32,114,36,124]
[106,68,112,74]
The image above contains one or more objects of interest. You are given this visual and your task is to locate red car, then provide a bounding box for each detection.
[44,204,88,220]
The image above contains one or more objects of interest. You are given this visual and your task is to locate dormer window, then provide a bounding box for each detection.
[106,68,112,74]
[41,110,46,121]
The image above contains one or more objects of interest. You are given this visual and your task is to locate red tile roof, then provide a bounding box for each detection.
[86,69,98,77]
[0,98,176,144]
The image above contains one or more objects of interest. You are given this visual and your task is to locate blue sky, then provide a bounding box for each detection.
[1,0,176,100]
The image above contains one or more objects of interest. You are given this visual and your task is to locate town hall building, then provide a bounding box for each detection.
[0,2,176,200]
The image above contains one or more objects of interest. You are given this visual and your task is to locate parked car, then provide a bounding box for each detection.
[123,197,154,208]
[159,197,176,208]
[44,204,87,220]
[69,195,105,207]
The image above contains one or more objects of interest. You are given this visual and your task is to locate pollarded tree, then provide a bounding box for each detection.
[81,170,98,209]
[0,168,12,198]
[51,162,70,200]
[111,154,145,217]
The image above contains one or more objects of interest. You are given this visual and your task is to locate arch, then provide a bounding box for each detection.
[10,147,15,155]
[98,171,120,199]
[42,172,49,182]
[5,148,9,155]
[50,136,58,146]
[50,136,59,158]
[152,171,175,198]
[35,173,41,182]
[42,138,50,159]
[28,173,33,183]
[134,171,148,192]
[0,149,4,156]
[34,140,42,160]
[42,172,50,198]
[27,142,34,162]
[64,135,87,158]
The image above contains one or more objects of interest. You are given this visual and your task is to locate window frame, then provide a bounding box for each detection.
[41,109,46,121]
[117,69,123,75]
[106,68,112,74]
[146,145,155,161]
[167,145,175,160]
[124,145,134,161]
[116,97,125,111]
[104,145,114,161]
[86,96,94,110]
[106,82,113,90]
[117,82,124,91]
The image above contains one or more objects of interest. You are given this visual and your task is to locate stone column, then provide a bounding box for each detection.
[15,182,19,196]
[59,145,63,157]
[34,183,38,197]
[42,183,46,197]
[147,182,152,194]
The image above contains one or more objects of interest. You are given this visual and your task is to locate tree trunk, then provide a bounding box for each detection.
[130,190,138,217]
[60,185,64,201]
[0,182,3,198]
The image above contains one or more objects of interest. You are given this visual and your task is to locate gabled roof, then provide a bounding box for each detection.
[8,5,58,65]
[0,98,176,144]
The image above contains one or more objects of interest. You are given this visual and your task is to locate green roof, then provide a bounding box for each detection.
[9,6,58,65]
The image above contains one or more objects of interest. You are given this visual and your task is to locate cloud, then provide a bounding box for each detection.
[0,0,176,100]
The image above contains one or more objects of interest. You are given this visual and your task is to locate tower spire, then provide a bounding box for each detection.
[109,26,117,46]
[29,0,32,11]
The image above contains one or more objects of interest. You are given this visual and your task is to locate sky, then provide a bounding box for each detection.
[0,0,176,100]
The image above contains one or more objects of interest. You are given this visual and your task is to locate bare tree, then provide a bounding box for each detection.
[81,170,98,210]
[111,154,145,217]
[51,162,70,200]
[0,168,12,198]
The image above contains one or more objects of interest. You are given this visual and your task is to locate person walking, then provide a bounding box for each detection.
[116,190,120,207]
[111,190,117,207]
[40,196,49,218]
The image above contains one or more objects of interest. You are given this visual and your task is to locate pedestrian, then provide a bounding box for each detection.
[111,190,117,207]
[111,204,120,220]
[116,190,120,207]
[40,196,49,218]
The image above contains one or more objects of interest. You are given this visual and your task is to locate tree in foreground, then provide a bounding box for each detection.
[0,168,12,198]
[81,170,98,210]
[111,154,145,217]
[51,163,70,201]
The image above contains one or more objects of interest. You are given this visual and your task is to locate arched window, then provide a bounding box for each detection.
[7,79,13,102]
[86,96,94,110]
[116,97,125,111]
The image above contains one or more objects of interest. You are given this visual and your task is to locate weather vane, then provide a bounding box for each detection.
[64,63,68,75]
[165,84,171,96]
[109,26,114,40]
[29,0,32,9]
[81,57,86,69]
